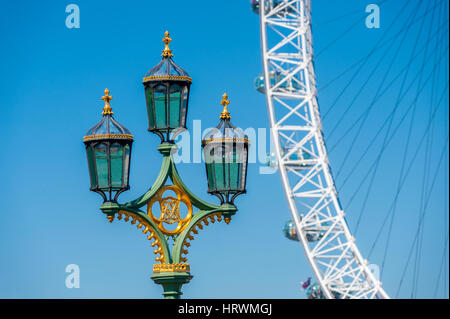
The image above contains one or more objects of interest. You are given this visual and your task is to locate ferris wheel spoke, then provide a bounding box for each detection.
[257,0,391,298]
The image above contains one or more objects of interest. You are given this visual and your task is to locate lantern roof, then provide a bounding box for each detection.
[203,93,249,143]
[143,31,192,84]
[83,88,134,143]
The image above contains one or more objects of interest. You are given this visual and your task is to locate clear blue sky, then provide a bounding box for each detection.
[0,0,448,299]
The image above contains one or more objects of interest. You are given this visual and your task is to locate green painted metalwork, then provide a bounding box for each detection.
[86,33,248,299]
[99,142,238,299]
[151,272,192,299]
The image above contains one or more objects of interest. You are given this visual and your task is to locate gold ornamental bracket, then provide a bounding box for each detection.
[147,185,193,236]
[106,146,236,276]
[176,212,224,263]
[112,210,168,263]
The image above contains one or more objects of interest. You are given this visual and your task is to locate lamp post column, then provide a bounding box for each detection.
[83,32,249,299]
[151,270,193,299]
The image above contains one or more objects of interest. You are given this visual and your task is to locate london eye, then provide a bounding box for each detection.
[251,0,448,299]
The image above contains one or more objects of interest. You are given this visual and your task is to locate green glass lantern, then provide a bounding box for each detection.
[83,88,134,202]
[202,94,249,204]
[143,31,192,142]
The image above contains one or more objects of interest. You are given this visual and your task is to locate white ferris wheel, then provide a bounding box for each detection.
[251,0,449,299]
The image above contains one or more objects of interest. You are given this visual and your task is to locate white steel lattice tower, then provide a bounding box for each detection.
[258,0,389,298]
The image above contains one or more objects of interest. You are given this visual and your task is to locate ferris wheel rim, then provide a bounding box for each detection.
[257,0,389,299]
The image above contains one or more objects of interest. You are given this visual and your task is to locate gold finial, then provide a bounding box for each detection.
[107,215,114,223]
[101,88,113,115]
[162,30,173,57]
[220,93,231,120]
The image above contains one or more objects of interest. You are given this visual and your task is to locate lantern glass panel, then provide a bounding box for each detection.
[123,144,131,185]
[213,145,228,191]
[154,85,167,128]
[206,146,217,190]
[94,143,109,188]
[218,162,228,191]
[239,146,248,190]
[206,162,215,190]
[229,149,241,190]
[86,146,97,188]
[169,84,181,128]
[204,144,216,190]
[145,86,154,129]
[110,143,124,188]
[224,144,241,191]
[181,85,188,125]
[234,143,248,191]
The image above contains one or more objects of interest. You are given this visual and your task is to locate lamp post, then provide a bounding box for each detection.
[83,31,249,299]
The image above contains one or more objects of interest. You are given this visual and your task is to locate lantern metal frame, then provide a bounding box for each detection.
[84,137,133,202]
[202,94,250,205]
[143,79,191,142]
[83,89,134,203]
[202,138,249,204]
[142,31,192,143]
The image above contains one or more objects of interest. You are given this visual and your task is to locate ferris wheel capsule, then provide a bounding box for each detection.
[255,71,301,95]
[250,0,260,14]
[283,217,327,243]
[283,220,299,241]
[306,283,325,299]
[250,0,295,15]
[265,151,277,168]
[281,146,313,169]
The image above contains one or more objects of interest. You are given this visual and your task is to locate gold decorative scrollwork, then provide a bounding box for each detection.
[153,263,190,273]
[179,212,223,262]
[115,210,166,263]
[147,185,193,236]
[83,133,134,142]
[142,75,192,83]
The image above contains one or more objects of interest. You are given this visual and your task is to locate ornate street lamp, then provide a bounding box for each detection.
[83,32,249,299]
[143,31,192,143]
[202,94,249,208]
[83,88,133,205]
